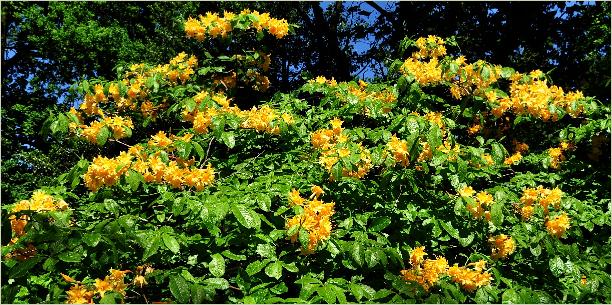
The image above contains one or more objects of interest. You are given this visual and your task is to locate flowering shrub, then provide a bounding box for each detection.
[2,11,610,304]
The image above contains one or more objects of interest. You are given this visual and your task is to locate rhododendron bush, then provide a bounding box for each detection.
[3,10,610,304]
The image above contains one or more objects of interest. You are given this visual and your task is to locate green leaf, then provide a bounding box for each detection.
[203,278,230,290]
[369,217,391,232]
[9,256,43,278]
[221,132,235,148]
[440,220,460,239]
[58,251,82,263]
[265,261,283,280]
[221,250,246,261]
[459,234,475,247]
[83,232,101,247]
[298,228,310,250]
[283,262,299,273]
[491,143,505,162]
[317,285,336,304]
[142,234,161,261]
[351,243,364,267]
[99,291,121,304]
[501,67,515,78]
[96,126,110,146]
[502,289,521,304]
[169,275,191,304]
[162,234,180,254]
[192,141,205,160]
[256,193,272,212]
[530,245,542,257]
[365,248,380,268]
[349,283,365,301]
[549,256,565,277]
[209,253,226,277]
[231,204,260,229]
[125,170,142,192]
[191,284,215,303]
[490,202,504,227]
[256,244,276,259]
[246,260,269,276]
[175,141,192,159]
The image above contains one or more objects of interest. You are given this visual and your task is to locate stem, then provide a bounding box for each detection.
[109,138,132,148]
[204,137,215,164]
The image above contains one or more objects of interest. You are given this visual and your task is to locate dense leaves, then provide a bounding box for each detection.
[2,3,611,305]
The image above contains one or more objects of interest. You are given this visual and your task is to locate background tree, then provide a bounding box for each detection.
[2,0,609,205]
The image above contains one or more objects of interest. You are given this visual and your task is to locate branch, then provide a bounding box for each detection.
[365,1,396,24]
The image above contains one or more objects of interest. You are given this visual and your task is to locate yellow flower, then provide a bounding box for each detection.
[94,278,112,297]
[504,152,522,165]
[66,284,94,304]
[546,213,571,238]
[447,262,492,292]
[338,148,351,158]
[459,186,475,198]
[476,191,493,206]
[281,113,294,124]
[134,275,148,288]
[330,118,343,134]
[311,185,324,198]
[61,273,76,283]
[489,234,516,259]
[288,189,305,206]
[410,246,427,266]
[467,124,481,135]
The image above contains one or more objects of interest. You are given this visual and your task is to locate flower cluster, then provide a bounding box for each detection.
[401,247,492,292]
[70,114,134,144]
[387,135,410,167]
[311,119,372,180]
[400,36,587,123]
[401,57,443,86]
[448,59,502,100]
[181,91,240,133]
[489,234,516,259]
[400,36,447,85]
[5,191,69,261]
[545,213,571,238]
[471,153,495,168]
[239,105,293,134]
[548,141,574,169]
[467,123,481,136]
[517,186,563,219]
[342,80,397,116]
[458,186,494,220]
[308,75,338,86]
[184,10,289,40]
[488,70,586,120]
[83,135,215,192]
[286,186,335,253]
[181,91,292,135]
[68,52,199,145]
[503,140,529,166]
[62,267,152,304]
[516,186,570,238]
[308,77,397,116]
[400,246,449,291]
[83,153,133,192]
[446,260,493,292]
[413,35,447,59]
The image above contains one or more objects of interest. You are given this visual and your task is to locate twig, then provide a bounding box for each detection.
[109,138,132,148]
[204,137,215,164]
[229,285,241,291]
